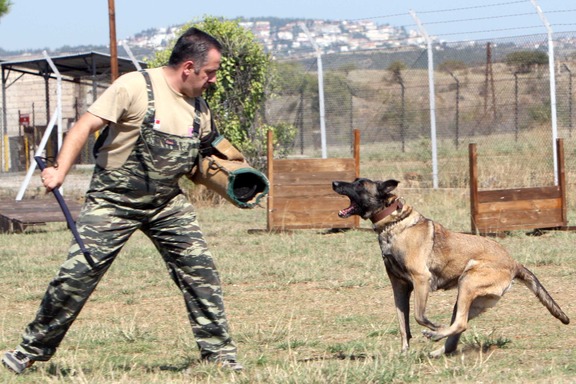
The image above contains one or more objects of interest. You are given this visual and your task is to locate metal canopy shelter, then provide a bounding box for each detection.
[1,51,147,172]
[0,51,146,82]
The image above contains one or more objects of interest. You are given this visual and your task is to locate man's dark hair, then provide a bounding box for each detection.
[168,27,222,70]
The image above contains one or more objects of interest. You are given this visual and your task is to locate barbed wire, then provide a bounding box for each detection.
[354,1,530,22]
[423,12,542,26]
[347,1,576,40]
[414,0,529,14]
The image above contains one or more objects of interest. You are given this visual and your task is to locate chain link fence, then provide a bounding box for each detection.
[1,31,575,222]
[0,71,103,172]
[266,32,576,221]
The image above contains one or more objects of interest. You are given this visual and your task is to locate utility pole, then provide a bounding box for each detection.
[484,42,496,120]
[108,0,119,82]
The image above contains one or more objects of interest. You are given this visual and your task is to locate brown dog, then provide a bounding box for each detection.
[332,178,570,356]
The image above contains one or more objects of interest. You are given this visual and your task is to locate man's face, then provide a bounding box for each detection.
[184,48,221,98]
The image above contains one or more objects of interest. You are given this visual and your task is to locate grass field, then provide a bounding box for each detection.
[0,180,574,383]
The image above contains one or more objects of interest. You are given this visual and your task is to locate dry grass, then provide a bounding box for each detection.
[0,185,575,383]
[0,134,574,382]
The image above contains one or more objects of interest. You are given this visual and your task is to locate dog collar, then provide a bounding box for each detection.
[370,198,404,224]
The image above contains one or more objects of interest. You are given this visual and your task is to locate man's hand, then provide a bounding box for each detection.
[41,165,65,192]
[39,111,108,191]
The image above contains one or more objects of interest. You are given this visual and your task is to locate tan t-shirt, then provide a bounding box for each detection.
[88,67,213,169]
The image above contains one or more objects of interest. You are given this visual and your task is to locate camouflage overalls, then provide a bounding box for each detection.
[16,71,237,362]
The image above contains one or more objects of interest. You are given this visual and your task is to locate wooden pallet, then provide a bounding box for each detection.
[0,199,82,233]
[266,129,360,231]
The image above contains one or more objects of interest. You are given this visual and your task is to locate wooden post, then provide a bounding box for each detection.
[468,143,479,234]
[353,128,361,228]
[108,0,119,82]
[557,138,567,226]
[266,129,274,231]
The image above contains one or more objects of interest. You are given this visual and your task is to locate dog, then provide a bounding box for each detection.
[332,178,570,357]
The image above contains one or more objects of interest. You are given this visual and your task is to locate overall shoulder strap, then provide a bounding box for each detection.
[192,98,201,136]
[140,70,155,103]
[197,98,220,155]
[140,70,155,125]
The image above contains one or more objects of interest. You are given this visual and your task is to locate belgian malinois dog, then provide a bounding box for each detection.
[332,178,570,357]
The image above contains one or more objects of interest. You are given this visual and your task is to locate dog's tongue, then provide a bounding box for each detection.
[338,204,356,218]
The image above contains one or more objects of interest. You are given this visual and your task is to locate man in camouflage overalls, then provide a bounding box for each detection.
[2,27,242,374]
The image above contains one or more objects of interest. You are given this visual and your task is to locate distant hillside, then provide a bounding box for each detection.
[2,18,575,71]
[0,16,414,62]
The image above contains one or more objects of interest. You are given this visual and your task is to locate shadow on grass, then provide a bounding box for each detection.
[297,352,372,362]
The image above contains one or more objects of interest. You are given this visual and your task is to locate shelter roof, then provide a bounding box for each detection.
[0,51,147,81]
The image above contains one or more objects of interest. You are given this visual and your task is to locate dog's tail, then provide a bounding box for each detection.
[515,265,570,325]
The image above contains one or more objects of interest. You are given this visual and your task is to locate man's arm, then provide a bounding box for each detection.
[41,112,108,191]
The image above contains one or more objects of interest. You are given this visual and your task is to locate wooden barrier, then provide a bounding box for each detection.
[266,129,360,231]
[0,199,82,233]
[469,138,568,234]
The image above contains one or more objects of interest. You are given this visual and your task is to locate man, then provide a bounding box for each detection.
[2,27,243,374]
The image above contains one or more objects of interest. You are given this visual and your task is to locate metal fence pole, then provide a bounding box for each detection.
[531,0,559,185]
[16,51,63,201]
[300,23,327,159]
[410,10,438,189]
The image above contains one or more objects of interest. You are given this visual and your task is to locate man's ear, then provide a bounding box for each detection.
[183,60,195,75]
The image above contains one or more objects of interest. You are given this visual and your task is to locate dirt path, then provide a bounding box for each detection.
[0,168,92,201]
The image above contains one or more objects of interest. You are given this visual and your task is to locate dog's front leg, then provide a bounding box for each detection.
[388,274,412,352]
[412,273,442,331]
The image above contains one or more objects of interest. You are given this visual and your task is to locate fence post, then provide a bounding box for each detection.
[468,143,479,234]
[410,10,438,189]
[531,0,559,185]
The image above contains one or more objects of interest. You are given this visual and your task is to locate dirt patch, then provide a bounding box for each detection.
[0,168,92,201]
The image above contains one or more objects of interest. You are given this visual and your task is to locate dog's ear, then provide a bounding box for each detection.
[377,179,400,194]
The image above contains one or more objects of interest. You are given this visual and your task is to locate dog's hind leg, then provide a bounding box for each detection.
[431,302,463,357]
[430,295,500,357]
[422,287,473,342]
[430,332,462,357]
[423,260,511,343]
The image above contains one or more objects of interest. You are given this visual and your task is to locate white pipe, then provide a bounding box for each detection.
[43,51,64,196]
[316,52,327,159]
[16,107,59,200]
[43,51,63,153]
[16,52,64,200]
[531,0,558,185]
[410,10,438,189]
[120,41,143,71]
[300,23,328,158]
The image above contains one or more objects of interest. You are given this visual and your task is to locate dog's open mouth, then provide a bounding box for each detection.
[338,200,359,218]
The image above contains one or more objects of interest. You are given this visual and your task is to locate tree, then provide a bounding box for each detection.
[0,0,11,18]
[386,61,407,151]
[438,60,467,73]
[505,50,549,74]
[386,61,406,84]
[148,16,295,166]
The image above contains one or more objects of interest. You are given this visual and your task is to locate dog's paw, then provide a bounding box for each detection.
[429,346,445,358]
[422,330,443,342]
[428,323,443,331]
[419,318,443,331]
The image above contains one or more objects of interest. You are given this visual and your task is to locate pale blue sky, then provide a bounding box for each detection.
[0,0,575,51]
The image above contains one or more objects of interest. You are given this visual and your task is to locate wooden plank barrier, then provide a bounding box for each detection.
[0,199,82,233]
[469,138,568,234]
[266,129,360,231]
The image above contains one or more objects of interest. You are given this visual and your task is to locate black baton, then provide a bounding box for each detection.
[35,156,95,268]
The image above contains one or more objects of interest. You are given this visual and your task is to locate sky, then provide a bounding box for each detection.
[0,0,575,51]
